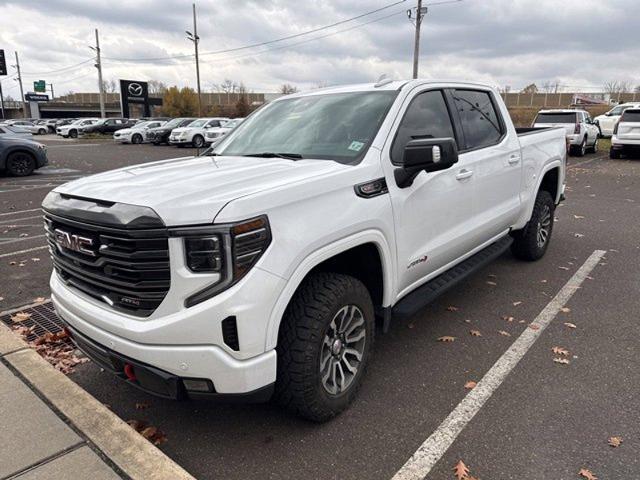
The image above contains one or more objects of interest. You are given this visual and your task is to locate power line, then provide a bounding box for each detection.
[20,58,94,76]
[103,0,410,62]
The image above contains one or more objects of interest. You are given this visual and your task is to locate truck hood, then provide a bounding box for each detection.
[54,155,348,226]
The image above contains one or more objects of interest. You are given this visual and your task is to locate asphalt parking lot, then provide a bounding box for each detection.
[1,136,639,480]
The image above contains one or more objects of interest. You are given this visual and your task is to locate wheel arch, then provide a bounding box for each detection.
[265,231,394,351]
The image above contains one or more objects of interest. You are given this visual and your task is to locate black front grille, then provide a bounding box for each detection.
[44,213,170,317]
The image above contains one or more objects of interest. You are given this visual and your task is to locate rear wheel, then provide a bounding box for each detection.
[192,135,205,148]
[573,137,587,157]
[5,152,36,177]
[38,128,47,135]
[69,129,78,139]
[274,272,374,422]
[511,190,555,261]
[132,133,143,144]
[610,148,621,159]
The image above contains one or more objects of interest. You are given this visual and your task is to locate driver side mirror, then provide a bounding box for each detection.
[395,138,458,188]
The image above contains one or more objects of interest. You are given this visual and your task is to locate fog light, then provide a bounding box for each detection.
[183,378,214,393]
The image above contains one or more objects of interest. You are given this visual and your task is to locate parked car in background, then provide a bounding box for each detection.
[1,136,48,176]
[610,108,640,159]
[55,119,77,128]
[43,80,566,421]
[594,102,640,137]
[169,117,229,148]
[43,119,60,133]
[57,118,100,138]
[146,118,196,145]
[113,120,166,144]
[204,117,244,145]
[0,125,34,139]
[79,118,136,136]
[3,120,47,135]
[533,109,599,156]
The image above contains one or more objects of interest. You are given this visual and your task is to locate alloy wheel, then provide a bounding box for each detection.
[320,305,366,396]
[536,204,551,249]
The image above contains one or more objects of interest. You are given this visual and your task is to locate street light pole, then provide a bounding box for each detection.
[90,29,106,118]
[410,0,427,79]
[186,3,202,117]
[13,51,26,118]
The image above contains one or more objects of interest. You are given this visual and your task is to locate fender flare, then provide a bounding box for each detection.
[263,229,395,351]
[520,160,563,226]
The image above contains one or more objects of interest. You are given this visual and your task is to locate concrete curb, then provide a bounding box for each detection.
[0,323,195,480]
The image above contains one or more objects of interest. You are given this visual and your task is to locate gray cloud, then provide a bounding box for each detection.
[1,0,639,97]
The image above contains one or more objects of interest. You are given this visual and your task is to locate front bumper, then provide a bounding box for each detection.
[611,136,640,148]
[566,134,582,145]
[66,324,274,402]
[169,136,190,144]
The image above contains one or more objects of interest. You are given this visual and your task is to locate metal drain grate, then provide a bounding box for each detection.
[0,301,68,344]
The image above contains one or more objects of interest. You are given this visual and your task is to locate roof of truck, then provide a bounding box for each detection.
[537,109,585,114]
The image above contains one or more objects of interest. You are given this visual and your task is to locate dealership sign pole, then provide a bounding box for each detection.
[0,49,6,119]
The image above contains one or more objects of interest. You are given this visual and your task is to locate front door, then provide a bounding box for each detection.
[382,88,477,299]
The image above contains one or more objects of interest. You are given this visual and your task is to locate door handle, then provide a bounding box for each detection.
[508,154,521,164]
[456,169,473,180]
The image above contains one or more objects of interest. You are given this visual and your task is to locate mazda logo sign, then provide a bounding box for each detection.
[128,83,143,96]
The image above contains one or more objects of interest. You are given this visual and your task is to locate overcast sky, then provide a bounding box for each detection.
[0,0,638,98]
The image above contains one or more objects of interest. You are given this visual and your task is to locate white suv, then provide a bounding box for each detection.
[533,109,600,156]
[205,118,244,145]
[169,118,229,148]
[57,118,100,138]
[610,108,640,159]
[595,102,640,137]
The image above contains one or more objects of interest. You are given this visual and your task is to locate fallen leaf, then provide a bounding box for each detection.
[11,312,32,323]
[512,301,522,306]
[608,436,623,448]
[560,307,571,313]
[552,346,570,356]
[486,281,497,286]
[528,323,540,330]
[31,257,40,262]
[579,468,598,480]
[464,381,477,390]
[575,233,585,238]
[502,316,514,322]
[573,215,585,219]
[553,357,570,365]
[140,426,158,439]
[135,402,151,410]
[470,329,482,337]
[33,297,46,303]
[9,261,16,266]
[498,330,511,337]
[540,279,548,283]
[19,233,28,238]
[564,322,577,329]
[438,336,456,343]
[558,266,570,270]
[447,306,459,312]
[453,460,470,480]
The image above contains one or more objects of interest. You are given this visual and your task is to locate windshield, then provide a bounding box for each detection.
[161,118,182,128]
[214,91,398,162]
[535,113,577,124]
[609,106,626,116]
[187,119,208,128]
[133,121,153,129]
[224,119,241,128]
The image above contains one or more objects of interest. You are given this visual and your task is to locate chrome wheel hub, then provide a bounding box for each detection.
[320,305,366,395]
[536,205,551,248]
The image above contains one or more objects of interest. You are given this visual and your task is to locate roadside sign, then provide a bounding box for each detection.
[25,93,49,102]
[0,50,7,76]
[33,80,46,92]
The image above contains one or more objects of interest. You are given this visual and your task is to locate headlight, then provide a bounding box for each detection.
[177,215,271,307]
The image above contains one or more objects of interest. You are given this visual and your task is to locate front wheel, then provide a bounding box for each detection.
[5,152,36,176]
[274,272,374,422]
[610,148,621,159]
[192,135,205,148]
[69,129,78,139]
[511,190,555,261]
[132,133,143,144]
[589,137,598,153]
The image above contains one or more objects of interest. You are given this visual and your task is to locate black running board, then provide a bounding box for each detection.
[389,236,513,324]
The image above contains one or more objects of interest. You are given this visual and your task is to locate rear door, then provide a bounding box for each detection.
[616,110,640,141]
[450,88,522,243]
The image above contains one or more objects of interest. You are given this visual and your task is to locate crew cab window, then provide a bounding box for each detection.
[453,89,503,150]
[391,90,455,164]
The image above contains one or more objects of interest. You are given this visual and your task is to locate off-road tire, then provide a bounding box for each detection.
[511,190,555,261]
[6,152,36,177]
[274,272,375,422]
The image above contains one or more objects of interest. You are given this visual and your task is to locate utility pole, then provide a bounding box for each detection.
[48,83,55,99]
[13,52,26,118]
[0,81,5,120]
[186,3,202,116]
[90,29,106,118]
[410,0,427,79]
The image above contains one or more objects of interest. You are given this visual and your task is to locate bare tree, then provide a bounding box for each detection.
[521,83,538,94]
[148,80,167,96]
[603,81,632,94]
[215,79,241,94]
[101,79,117,93]
[280,83,298,95]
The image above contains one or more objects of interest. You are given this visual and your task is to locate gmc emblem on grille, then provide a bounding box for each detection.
[54,229,96,257]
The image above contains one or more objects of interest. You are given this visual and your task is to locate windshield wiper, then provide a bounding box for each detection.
[242,152,303,160]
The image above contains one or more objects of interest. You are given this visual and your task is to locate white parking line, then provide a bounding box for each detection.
[0,185,60,193]
[0,208,42,217]
[0,245,48,259]
[45,144,100,148]
[0,215,43,224]
[0,234,47,245]
[392,249,606,480]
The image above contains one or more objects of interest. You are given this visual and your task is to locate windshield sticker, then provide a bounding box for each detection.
[348,141,365,152]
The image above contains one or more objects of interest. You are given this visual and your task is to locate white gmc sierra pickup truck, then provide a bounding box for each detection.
[43,80,566,421]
